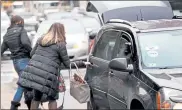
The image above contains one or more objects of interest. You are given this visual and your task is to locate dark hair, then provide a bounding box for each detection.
[41,22,66,45]
[10,15,24,27]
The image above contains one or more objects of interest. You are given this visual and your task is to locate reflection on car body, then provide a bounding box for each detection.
[84,18,182,109]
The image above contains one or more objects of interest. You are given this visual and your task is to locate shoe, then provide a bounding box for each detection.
[25,100,31,110]
[10,101,21,110]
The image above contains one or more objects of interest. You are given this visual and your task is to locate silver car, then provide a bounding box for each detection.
[32,19,89,60]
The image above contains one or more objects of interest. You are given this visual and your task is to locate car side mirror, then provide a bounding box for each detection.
[109,58,133,72]
[89,30,97,40]
[39,18,45,23]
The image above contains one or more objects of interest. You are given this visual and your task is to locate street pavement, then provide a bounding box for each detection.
[1,59,87,109]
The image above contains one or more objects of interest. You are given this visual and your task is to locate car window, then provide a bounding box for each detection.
[93,30,119,61]
[138,29,182,68]
[113,33,131,59]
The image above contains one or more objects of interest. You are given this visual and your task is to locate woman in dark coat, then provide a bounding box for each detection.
[1,15,32,110]
[17,22,84,109]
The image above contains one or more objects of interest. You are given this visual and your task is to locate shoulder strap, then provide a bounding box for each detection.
[57,69,66,109]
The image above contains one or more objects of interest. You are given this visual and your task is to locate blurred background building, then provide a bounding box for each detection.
[1,1,88,13]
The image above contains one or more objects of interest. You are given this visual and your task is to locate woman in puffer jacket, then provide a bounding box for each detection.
[17,22,85,109]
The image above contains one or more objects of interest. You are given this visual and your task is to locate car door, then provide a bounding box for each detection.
[85,29,121,109]
[108,31,133,109]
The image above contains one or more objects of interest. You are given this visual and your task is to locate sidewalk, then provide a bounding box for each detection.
[1,78,51,109]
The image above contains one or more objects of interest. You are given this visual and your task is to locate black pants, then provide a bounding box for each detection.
[33,90,56,101]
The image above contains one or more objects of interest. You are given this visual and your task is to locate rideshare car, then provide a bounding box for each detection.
[84,18,182,109]
[32,19,89,60]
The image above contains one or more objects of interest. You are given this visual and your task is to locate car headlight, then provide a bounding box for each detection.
[156,88,182,109]
[73,44,79,49]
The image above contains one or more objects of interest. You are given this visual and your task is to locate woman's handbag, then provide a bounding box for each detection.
[69,62,90,103]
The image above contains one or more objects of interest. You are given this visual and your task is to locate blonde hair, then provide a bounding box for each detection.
[41,23,66,45]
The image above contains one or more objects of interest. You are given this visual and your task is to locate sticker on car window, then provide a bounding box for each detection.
[147,50,158,57]
[145,46,159,51]
[148,63,156,67]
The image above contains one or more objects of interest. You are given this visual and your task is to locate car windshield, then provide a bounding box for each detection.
[138,29,182,69]
[37,20,85,36]
[47,12,72,20]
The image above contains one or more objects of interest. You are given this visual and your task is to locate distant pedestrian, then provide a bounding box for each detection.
[1,15,32,110]
[17,22,85,109]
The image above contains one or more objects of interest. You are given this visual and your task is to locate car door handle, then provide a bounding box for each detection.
[84,62,99,67]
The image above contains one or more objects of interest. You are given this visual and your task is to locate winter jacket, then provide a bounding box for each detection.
[1,25,32,59]
[17,38,85,99]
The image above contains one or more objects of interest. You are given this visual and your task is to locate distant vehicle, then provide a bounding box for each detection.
[32,19,89,60]
[12,12,38,43]
[86,1,174,25]
[33,1,60,15]
[1,11,10,55]
[12,1,26,13]
[80,18,182,109]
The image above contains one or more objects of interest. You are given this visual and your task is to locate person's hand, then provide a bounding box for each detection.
[83,61,91,66]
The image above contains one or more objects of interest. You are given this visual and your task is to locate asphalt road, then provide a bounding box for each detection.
[1,59,87,109]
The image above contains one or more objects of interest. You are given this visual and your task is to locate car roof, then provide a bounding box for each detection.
[130,19,182,31]
[40,19,84,28]
[87,1,171,13]
[41,19,79,24]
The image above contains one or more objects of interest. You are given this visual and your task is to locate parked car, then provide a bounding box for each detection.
[12,1,26,13]
[32,19,89,60]
[1,11,11,56]
[82,18,182,109]
[12,12,39,42]
[33,1,60,15]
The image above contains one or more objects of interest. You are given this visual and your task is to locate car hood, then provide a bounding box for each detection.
[65,33,87,43]
[142,68,182,90]
[32,33,87,47]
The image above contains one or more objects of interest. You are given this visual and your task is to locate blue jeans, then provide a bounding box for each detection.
[12,58,30,102]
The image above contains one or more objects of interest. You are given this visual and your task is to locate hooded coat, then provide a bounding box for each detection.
[17,37,71,99]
